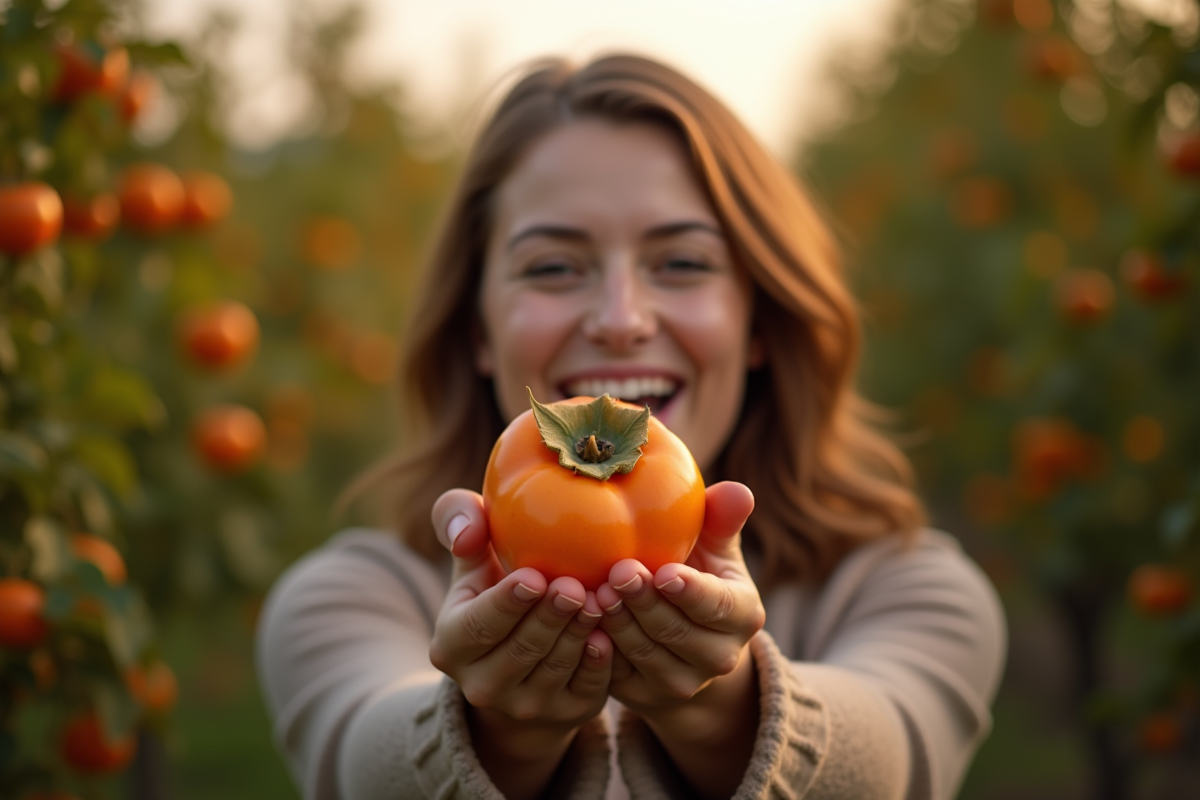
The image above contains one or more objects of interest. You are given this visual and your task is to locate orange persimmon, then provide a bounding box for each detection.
[483,392,705,591]
[0,579,49,649]
[59,712,135,774]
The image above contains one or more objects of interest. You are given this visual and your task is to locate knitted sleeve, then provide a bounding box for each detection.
[255,529,613,799]
[614,531,1005,800]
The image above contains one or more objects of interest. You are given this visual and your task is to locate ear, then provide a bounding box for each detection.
[472,318,494,377]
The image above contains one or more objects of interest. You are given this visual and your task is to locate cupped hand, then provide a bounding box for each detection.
[428,489,613,733]
[595,481,763,715]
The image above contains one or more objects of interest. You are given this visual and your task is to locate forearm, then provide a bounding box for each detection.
[638,646,760,799]
[467,705,580,800]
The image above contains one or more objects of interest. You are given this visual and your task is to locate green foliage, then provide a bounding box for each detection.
[804,0,1200,794]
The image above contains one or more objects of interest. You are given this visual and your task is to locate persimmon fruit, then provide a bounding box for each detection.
[177,300,259,370]
[180,170,233,228]
[483,392,705,591]
[193,405,267,473]
[1165,134,1200,178]
[0,578,50,648]
[70,533,126,585]
[0,183,64,256]
[118,71,157,123]
[62,193,120,241]
[1121,249,1187,300]
[126,660,179,712]
[60,712,135,774]
[1128,564,1193,616]
[1054,269,1113,323]
[54,45,129,101]
[117,163,184,234]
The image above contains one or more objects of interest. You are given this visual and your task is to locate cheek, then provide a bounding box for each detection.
[484,298,577,408]
[668,293,752,374]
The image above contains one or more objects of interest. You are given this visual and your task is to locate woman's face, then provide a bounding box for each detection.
[475,119,759,474]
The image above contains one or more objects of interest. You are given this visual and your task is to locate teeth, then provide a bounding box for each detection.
[564,376,678,401]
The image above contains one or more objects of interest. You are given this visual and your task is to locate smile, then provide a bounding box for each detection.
[560,375,681,414]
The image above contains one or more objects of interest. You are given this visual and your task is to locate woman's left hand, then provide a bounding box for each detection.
[595,480,763,716]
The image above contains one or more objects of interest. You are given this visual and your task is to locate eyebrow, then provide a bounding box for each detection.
[505,220,723,252]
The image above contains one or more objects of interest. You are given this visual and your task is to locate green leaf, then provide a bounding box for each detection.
[528,389,650,481]
[73,434,137,498]
[24,516,66,581]
[1161,502,1196,550]
[0,431,48,476]
[84,365,166,430]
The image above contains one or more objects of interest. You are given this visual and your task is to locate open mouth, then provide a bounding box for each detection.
[561,376,681,414]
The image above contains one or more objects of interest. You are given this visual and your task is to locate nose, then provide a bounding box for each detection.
[581,261,656,351]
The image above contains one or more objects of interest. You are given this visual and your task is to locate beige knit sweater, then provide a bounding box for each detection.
[256,527,1005,799]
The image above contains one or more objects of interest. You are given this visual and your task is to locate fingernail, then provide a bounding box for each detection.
[553,594,583,614]
[446,514,470,546]
[656,576,685,595]
[577,608,602,623]
[613,574,643,595]
[513,582,542,602]
[586,644,601,659]
[604,599,624,615]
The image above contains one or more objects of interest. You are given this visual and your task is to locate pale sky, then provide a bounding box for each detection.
[141,0,905,159]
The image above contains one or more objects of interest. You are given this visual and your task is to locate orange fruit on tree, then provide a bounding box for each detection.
[59,712,135,774]
[0,578,50,648]
[192,405,267,473]
[117,163,184,234]
[1120,249,1187,300]
[53,44,129,101]
[1025,36,1080,82]
[1165,134,1200,178]
[1137,712,1182,754]
[70,533,126,585]
[1054,268,1114,324]
[177,300,259,370]
[180,171,233,228]
[118,70,157,123]
[62,193,120,242]
[1128,564,1193,616]
[0,183,63,256]
[126,660,179,712]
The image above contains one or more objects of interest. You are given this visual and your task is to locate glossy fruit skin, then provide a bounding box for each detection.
[70,533,126,585]
[54,45,129,101]
[483,398,706,591]
[60,712,135,774]
[62,193,119,241]
[1128,564,1193,616]
[0,183,64,256]
[192,405,266,473]
[117,163,184,234]
[0,578,50,648]
[180,171,233,228]
[178,301,259,370]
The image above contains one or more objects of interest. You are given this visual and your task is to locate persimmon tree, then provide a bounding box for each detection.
[803,0,1199,796]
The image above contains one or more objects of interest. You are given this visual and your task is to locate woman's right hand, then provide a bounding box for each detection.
[428,489,613,798]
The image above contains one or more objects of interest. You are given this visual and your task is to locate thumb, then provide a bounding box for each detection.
[431,488,491,570]
[698,481,755,555]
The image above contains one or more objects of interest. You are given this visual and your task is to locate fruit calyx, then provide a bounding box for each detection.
[528,388,649,481]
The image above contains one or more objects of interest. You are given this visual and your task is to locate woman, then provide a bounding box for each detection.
[256,54,1006,800]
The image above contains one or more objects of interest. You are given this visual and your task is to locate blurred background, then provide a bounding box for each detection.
[0,0,1198,798]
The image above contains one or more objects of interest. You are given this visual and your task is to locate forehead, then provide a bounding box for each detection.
[491,120,716,229]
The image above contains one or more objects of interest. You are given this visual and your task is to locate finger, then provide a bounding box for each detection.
[474,577,588,682]
[598,581,689,673]
[523,592,602,690]
[432,489,489,561]
[609,647,635,683]
[568,628,613,697]
[698,481,755,558]
[434,567,548,664]
[651,564,765,636]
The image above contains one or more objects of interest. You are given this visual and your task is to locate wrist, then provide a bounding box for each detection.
[641,643,759,744]
[466,703,580,762]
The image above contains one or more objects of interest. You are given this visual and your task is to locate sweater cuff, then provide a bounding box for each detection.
[615,631,829,800]
[413,677,612,799]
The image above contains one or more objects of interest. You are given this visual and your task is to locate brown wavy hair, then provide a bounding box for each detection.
[348,53,925,589]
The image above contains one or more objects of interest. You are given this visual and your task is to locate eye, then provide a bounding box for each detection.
[524,260,578,277]
[662,256,711,272]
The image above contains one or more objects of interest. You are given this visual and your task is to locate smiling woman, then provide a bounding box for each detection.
[255,53,1006,800]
